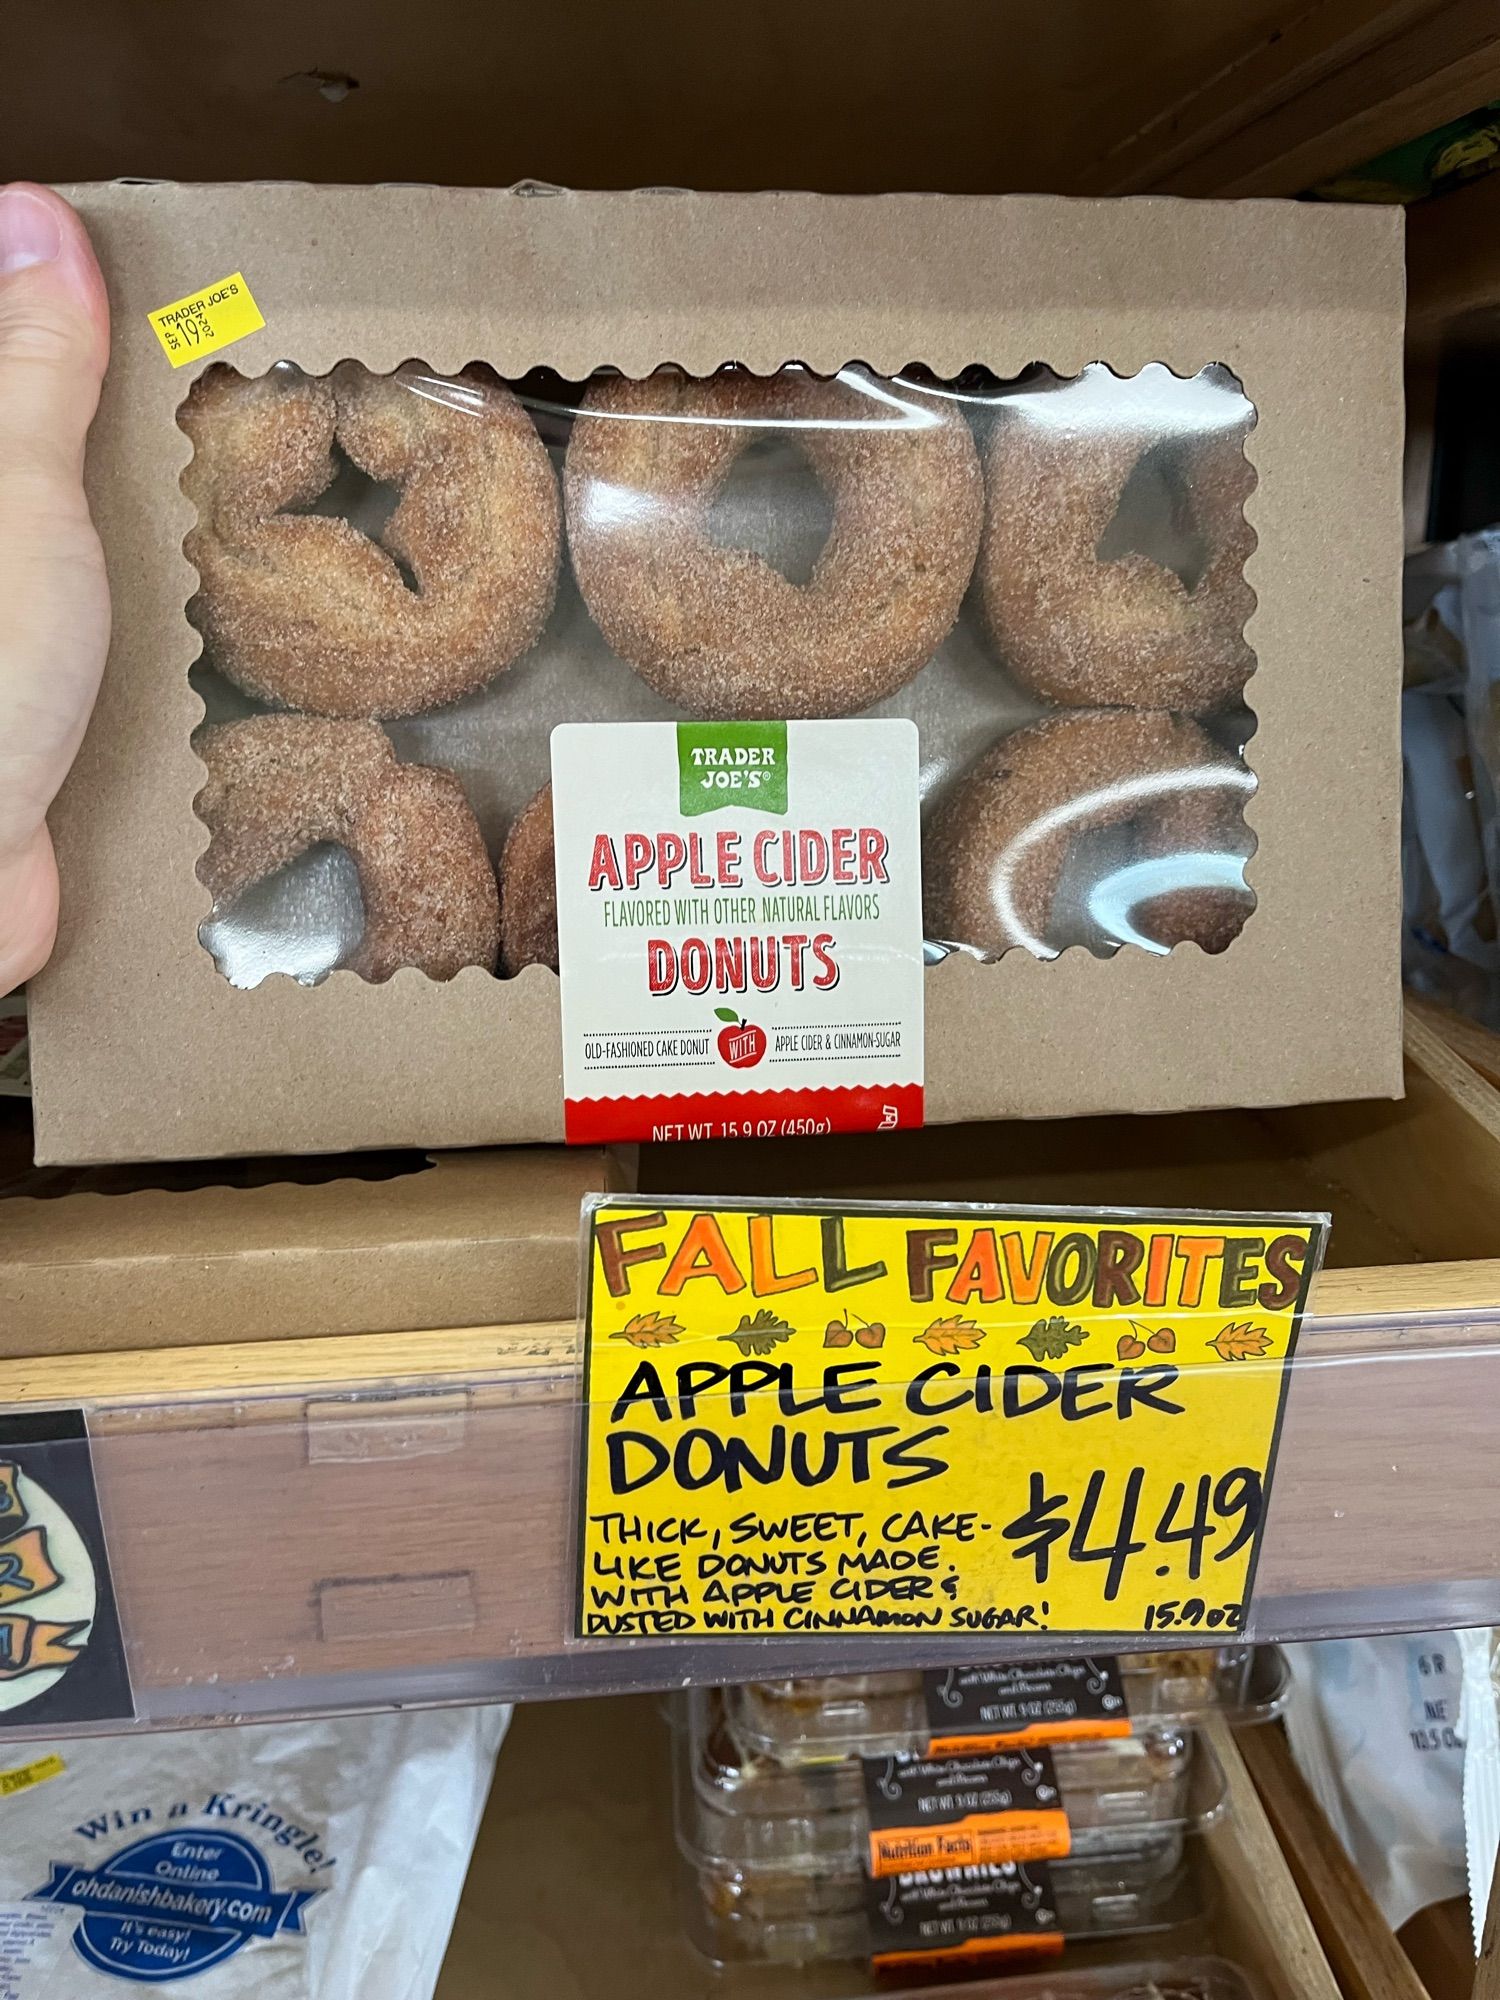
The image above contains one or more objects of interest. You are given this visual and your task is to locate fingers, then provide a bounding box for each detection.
[0,828,60,996]
[0,185,112,993]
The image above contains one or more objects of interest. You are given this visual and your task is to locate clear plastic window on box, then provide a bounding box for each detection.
[181,360,1258,988]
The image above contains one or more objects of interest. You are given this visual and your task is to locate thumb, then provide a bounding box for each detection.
[0,184,109,479]
[0,184,111,994]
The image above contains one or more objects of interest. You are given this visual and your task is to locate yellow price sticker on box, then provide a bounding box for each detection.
[0,1752,65,1796]
[575,1199,1327,1640]
[146,274,264,367]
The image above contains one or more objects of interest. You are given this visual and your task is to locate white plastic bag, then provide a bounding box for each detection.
[1461,1626,1499,1954]
[1404,533,1500,1024]
[0,1704,507,1997]
[1285,1634,1467,1931]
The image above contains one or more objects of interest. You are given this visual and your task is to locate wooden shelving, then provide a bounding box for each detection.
[9,1,1499,200]
[432,1698,1341,2000]
[5,15,1500,1997]
[6,1020,1500,1735]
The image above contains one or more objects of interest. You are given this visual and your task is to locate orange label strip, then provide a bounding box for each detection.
[872,1933,1067,1972]
[928,1716,1132,1754]
[867,1809,1072,1878]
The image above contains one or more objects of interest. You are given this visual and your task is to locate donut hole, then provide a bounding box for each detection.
[1051,822,1138,950]
[200,842,367,988]
[707,434,834,587]
[298,445,419,594]
[1095,441,1214,595]
[1060,825,1253,956]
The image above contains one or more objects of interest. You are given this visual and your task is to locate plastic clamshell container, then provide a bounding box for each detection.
[725,1646,1286,1767]
[895,1956,1266,2000]
[673,1690,1228,1876]
[683,1841,1203,1967]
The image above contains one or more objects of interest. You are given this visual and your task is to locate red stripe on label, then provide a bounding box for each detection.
[565,1083,924,1144]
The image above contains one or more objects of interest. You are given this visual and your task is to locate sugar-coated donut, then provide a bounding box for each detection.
[196,715,500,981]
[499,782,558,976]
[564,367,983,718]
[979,371,1255,712]
[924,710,1252,958]
[183,362,560,719]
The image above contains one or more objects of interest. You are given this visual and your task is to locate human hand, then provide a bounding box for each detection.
[0,184,110,997]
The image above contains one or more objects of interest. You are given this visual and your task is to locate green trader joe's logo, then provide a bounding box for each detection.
[677,722,788,817]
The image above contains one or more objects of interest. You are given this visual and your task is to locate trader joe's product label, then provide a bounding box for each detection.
[864,1859,1065,1970]
[922,1658,1131,1751]
[861,1747,1071,1876]
[575,1198,1326,1639]
[551,720,923,1143]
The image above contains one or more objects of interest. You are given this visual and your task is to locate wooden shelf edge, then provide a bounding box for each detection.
[1236,1721,1434,2000]
[3,1005,1496,1407]
[1094,0,1500,198]
[3,1251,1500,1407]
[1408,994,1500,1092]
[1203,1714,1345,2000]
[0,1321,578,1406]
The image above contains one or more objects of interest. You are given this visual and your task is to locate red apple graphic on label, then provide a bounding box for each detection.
[714,1007,767,1069]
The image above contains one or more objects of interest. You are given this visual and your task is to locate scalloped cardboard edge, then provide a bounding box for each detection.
[27,184,1406,1163]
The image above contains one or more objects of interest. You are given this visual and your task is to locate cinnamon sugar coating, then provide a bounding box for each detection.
[499,781,558,976]
[196,715,500,980]
[565,366,982,719]
[183,363,560,719]
[924,709,1251,957]
[980,378,1256,712]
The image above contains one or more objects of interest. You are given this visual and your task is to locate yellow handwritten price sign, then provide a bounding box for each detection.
[575,1199,1327,1640]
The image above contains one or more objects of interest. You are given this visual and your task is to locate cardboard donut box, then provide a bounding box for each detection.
[27,184,1406,1164]
[0,1130,617,1355]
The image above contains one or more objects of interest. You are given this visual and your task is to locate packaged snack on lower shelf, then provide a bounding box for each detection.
[894,1957,1265,2000]
[0,1705,508,1998]
[726,1646,1285,1766]
[683,1840,1203,1967]
[674,1689,1227,1875]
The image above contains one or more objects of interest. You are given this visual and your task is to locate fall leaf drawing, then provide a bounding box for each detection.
[720,1309,795,1356]
[610,1311,684,1347]
[916,1315,986,1356]
[826,1314,887,1349]
[1129,1322,1177,1355]
[1208,1321,1273,1362]
[1020,1315,1089,1364]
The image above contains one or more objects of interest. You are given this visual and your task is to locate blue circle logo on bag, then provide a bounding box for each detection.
[29,1828,320,1983]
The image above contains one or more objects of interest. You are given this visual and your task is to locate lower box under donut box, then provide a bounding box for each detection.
[29,183,1405,1162]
